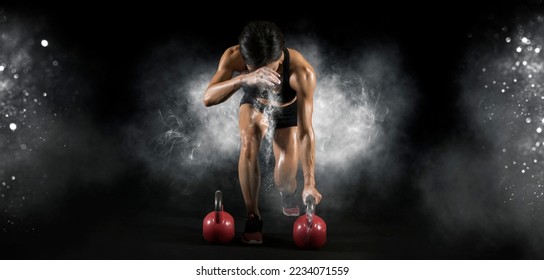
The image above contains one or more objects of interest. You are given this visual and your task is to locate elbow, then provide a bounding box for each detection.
[203,93,215,107]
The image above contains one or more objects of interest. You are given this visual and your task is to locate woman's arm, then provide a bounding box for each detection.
[291,51,322,205]
[203,47,245,107]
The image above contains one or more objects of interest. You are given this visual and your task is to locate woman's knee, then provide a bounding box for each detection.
[239,131,260,157]
[274,167,297,190]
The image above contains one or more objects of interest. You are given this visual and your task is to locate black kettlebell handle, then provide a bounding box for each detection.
[305,195,316,230]
[215,190,223,211]
[305,195,315,215]
[214,190,223,223]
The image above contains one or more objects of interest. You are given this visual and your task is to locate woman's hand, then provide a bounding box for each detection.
[241,67,281,88]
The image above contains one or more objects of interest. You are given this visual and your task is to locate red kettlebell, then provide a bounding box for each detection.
[202,190,235,244]
[293,195,327,249]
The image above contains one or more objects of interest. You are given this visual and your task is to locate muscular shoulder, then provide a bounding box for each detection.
[219,45,247,72]
[287,48,316,93]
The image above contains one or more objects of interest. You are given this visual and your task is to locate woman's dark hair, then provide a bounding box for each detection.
[238,21,284,67]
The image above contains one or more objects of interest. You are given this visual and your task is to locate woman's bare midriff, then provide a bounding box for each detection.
[256,96,297,107]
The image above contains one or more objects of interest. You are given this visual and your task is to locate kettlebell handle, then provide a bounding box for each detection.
[305,195,315,215]
[215,190,223,211]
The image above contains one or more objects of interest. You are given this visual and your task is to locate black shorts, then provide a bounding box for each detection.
[239,93,298,129]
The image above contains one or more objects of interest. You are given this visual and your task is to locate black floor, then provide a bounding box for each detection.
[2,209,425,259]
[1,182,532,260]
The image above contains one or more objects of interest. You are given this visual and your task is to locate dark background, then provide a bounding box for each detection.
[18,0,516,147]
[1,0,543,259]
